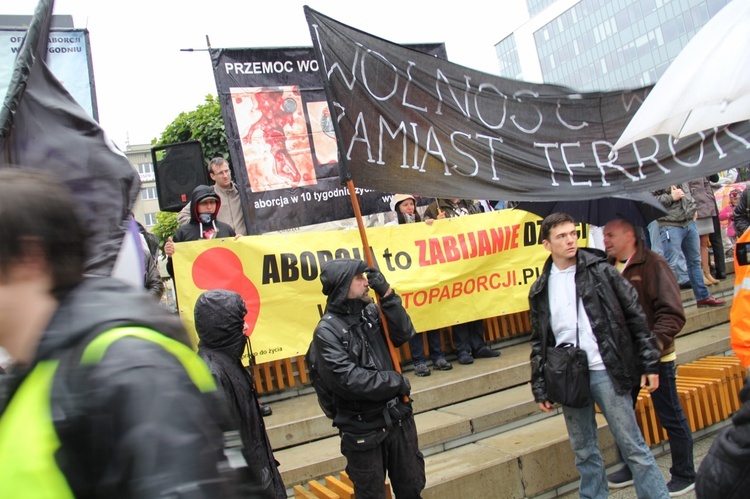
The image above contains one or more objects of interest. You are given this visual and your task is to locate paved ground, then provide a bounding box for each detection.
[561,420,730,498]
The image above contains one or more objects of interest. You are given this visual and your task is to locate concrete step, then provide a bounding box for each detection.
[275,319,732,493]
[422,320,734,498]
[265,339,534,451]
[421,413,614,499]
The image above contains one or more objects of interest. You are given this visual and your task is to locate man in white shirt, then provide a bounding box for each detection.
[528,212,668,499]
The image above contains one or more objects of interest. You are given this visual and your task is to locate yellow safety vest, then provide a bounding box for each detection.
[0,327,216,498]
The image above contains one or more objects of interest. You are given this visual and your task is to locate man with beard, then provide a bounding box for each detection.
[306,259,425,499]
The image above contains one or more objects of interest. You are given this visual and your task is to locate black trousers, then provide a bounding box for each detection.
[709,214,726,277]
[340,417,425,499]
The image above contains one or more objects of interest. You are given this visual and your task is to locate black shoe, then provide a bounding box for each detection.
[457,352,474,365]
[259,404,272,417]
[433,358,453,371]
[666,477,695,497]
[414,363,431,377]
[474,346,500,358]
[679,282,692,290]
[607,467,634,489]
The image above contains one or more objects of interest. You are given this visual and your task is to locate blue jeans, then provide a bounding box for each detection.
[650,361,695,481]
[562,370,669,499]
[647,221,663,256]
[409,330,445,364]
[660,222,710,300]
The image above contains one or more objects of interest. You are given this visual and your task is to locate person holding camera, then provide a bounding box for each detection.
[306,259,425,499]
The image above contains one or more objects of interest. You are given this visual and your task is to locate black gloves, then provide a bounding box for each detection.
[398,376,411,398]
[365,266,390,297]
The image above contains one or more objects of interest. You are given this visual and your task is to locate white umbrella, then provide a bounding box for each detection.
[612,0,750,152]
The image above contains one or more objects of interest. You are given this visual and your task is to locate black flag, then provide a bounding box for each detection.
[305,7,750,201]
[0,0,140,276]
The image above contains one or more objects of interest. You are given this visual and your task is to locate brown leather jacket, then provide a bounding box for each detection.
[608,238,685,356]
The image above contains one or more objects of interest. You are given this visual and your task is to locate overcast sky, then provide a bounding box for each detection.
[8,0,528,149]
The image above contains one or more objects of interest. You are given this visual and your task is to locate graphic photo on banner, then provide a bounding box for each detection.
[231,85,317,191]
[210,44,447,234]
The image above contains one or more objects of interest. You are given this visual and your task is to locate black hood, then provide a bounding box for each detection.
[195,289,247,360]
[320,258,368,316]
[189,185,221,224]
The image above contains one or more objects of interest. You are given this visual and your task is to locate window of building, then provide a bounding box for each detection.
[141,187,157,200]
[137,163,153,175]
[144,213,158,227]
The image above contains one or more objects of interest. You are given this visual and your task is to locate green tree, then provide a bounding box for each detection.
[151,211,178,256]
[151,95,230,245]
[155,94,229,163]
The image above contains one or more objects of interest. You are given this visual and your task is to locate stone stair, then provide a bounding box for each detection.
[265,276,735,497]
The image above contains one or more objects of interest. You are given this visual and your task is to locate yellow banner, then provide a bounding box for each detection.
[174,209,588,363]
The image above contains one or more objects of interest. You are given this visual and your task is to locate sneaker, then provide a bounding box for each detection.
[474,346,500,358]
[667,477,695,497]
[414,363,431,377]
[679,282,692,290]
[697,296,725,308]
[607,467,633,489]
[433,358,453,371]
[457,352,474,365]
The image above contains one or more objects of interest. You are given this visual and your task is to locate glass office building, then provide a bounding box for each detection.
[496,0,731,91]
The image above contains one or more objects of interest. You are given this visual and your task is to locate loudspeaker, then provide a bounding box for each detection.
[151,140,207,212]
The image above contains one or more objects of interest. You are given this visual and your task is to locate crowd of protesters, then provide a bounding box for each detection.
[3,159,749,498]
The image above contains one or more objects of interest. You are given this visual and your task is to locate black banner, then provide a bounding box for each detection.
[211,44,446,234]
[305,7,750,202]
[0,0,139,276]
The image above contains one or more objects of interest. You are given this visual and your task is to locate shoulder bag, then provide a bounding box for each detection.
[543,289,591,408]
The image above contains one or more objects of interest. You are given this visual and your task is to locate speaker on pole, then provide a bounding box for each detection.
[151,140,208,212]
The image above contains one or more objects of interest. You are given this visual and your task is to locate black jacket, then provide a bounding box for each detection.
[195,290,285,499]
[528,248,660,402]
[309,259,416,432]
[734,188,750,237]
[696,376,750,498]
[0,277,230,498]
[167,185,235,278]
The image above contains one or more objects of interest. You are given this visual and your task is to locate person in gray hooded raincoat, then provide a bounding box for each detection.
[195,289,285,498]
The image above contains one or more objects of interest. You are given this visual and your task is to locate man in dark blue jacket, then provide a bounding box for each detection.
[307,259,425,499]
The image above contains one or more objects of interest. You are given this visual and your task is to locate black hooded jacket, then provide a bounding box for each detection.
[696,376,750,498]
[309,259,416,432]
[528,248,660,402]
[0,277,230,498]
[167,185,236,277]
[195,290,285,499]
